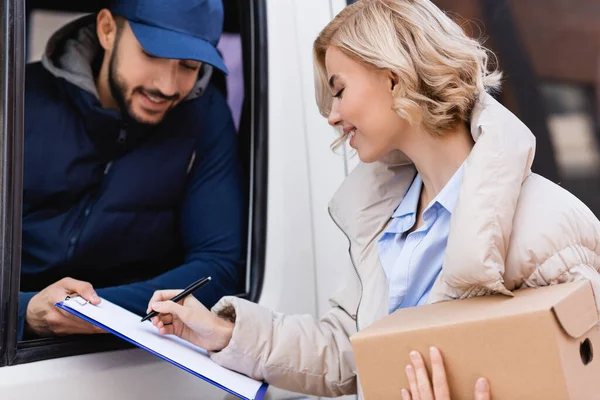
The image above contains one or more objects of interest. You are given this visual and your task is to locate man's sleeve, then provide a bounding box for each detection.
[17,292,37,341]
[97,95,245,314]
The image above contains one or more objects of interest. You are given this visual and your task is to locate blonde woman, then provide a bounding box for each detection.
[147,0,600,398]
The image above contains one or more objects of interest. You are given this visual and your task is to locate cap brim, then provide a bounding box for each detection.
[129,21,228,74]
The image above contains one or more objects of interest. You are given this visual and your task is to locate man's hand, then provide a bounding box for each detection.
[25,277,105,336]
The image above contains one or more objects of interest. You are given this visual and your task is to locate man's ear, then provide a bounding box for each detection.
[96,9,119,52]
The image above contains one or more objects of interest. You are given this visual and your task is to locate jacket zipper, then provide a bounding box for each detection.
[66,192,97,259]
[67,128,126,259]
[328,207,363,332]
[117,129,127,144]
[66,161,114,260]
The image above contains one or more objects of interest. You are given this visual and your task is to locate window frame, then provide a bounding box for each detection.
[239,0,269,303]
[1,0,268,366]
[0,0,26,368]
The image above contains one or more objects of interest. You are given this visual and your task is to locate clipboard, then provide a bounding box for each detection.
[56,296,268,400]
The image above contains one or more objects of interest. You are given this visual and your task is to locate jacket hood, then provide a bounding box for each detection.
[41,14,213,102]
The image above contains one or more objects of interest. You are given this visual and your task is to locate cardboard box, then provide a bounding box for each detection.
[351,281,600,399]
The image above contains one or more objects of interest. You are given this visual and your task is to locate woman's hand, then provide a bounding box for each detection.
[147,290,234,352]
[401,347,490,400]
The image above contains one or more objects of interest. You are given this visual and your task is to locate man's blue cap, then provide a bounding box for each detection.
[110,0,228,74]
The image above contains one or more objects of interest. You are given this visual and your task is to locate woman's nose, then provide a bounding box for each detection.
[328,106,342,127]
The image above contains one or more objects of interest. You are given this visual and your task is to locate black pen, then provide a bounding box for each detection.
[141,276,211,322]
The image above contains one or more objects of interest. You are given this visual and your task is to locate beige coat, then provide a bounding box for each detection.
[210,93,600,397]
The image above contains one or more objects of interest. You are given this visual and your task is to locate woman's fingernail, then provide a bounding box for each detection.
[476,378,488,391]
[151,302,159,310]
[401,388,410,399]
[410,351,419,362]
[405,365,415,376]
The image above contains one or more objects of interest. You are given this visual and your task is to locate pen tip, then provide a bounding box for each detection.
[207,276,212,281]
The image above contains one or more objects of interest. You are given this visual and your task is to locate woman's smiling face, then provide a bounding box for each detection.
[325,46,411,163]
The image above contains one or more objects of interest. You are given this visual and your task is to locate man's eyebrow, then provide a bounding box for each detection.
[181,59,201,66]
[328,74,338,89]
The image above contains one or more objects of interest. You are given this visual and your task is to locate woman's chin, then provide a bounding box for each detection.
[356,150,379,164]
[357,148,402,164]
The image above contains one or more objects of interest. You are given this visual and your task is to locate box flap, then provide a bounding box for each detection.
[352,281,592,340]
[551,280,598,338]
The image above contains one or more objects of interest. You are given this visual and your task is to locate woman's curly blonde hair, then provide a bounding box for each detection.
[313,0,502,146]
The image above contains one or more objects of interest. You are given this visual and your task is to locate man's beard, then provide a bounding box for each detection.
[108,45,180,127]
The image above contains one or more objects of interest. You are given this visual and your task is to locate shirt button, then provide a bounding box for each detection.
[84,208,91,217]
[70,236,77,245]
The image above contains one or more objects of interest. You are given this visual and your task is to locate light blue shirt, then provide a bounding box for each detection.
[378,165,465,314]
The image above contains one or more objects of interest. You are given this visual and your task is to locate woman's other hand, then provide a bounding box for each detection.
[147,290,233,351]
[401,347,490,400]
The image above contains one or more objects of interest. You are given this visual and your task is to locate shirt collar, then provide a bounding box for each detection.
[391,163,465,220]
[392,174,422,219]
[431,163,465,214]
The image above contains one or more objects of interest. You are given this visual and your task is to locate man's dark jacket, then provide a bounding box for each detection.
[18,16,244,339]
